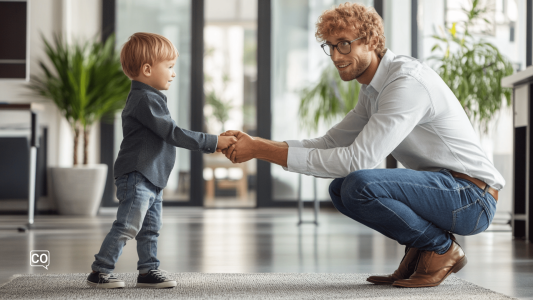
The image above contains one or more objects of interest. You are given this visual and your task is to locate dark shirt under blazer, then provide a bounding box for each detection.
[114,80,218,188]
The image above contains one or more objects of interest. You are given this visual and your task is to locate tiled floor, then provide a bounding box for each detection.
[1,208,532,299]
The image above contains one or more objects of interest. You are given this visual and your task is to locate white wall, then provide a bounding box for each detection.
[0,0,101,210]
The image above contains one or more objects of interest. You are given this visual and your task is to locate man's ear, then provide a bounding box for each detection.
[141,63,152,77]
[368,36,378,51]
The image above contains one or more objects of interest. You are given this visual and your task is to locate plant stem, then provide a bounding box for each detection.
[73,124,80,165]
[83,126,90,165]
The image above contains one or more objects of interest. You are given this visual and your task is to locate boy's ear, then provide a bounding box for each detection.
[141,63,152,77]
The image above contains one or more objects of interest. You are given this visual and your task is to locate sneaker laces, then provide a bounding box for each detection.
[99,273,117,282]
[149,269,167,281]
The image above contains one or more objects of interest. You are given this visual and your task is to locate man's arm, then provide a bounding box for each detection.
[224,76,433,178]
[221,132,289,167]
[221,100,369,166]
[284,77,434,177]
[291,100,369,149]
[253,137,289,167]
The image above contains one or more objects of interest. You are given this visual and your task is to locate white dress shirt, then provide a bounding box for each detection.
[284,49,505,190]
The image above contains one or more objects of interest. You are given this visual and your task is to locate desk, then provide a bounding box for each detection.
[0,103,43,229]
[203,152,248,200]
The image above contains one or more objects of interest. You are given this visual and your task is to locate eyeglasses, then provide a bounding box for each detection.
[321,37,363,56]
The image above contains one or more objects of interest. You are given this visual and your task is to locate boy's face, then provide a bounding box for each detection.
[143,58,177,90]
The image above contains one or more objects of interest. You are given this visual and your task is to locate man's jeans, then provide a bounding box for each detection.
[91,171,163,274]
[329,168,497,254]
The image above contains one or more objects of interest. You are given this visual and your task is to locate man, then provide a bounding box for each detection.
[220,2,502,288]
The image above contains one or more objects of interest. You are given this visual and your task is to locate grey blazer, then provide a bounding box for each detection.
[114,80,218,188]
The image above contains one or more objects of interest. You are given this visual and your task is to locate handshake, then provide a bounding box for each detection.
[215,130,255,163]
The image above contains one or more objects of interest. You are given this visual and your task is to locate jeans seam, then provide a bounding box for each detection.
[477,196,493,231]
[100,179,136,271]
[148,204,154,270]
[409,223,433,246]
[358,180,463,198]
[468,208,484,235]
[118,174,129,203]
[134,172,145,187]
[451,200,477,232]
[372,198,423,233]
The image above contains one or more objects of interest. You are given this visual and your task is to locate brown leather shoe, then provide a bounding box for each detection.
[366,247,420,285]
[393,236,467,288]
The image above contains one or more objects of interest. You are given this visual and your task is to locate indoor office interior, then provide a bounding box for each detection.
[0,0,532,299]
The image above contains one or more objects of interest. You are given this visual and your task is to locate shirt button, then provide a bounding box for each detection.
[208,148,211,151]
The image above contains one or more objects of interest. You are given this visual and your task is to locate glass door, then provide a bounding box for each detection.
[115,0,193,203]
[202,0,258,207]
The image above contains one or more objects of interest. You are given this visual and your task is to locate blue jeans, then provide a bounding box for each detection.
[329,168,497,254]
[91,171,163,274]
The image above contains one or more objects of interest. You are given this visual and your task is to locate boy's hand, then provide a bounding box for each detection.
[216,135,238,151]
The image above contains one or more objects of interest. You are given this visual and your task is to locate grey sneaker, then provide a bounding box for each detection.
[86,271,125,289]
[136,269,177,289]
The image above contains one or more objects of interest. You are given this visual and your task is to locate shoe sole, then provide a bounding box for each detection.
[86,280,125,289]
[136,281,177,289]
[366,278,395,285]
[393,255,468,288]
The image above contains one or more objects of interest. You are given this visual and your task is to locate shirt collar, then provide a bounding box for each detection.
[131,80,167,101]
[367,49,394,94]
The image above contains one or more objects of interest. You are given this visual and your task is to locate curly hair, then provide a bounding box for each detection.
[316,2,386,59]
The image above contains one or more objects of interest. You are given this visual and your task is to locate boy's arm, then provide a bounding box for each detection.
[134,95,217,153]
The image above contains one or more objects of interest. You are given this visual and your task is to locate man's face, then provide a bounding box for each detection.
[325,31,374,82]
[149,58,177,90]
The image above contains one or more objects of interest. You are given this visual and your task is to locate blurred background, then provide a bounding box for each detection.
[2,1,533,298]
[0,0,522,212]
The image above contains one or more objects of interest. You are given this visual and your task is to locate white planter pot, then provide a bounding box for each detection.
[50,164,108,216]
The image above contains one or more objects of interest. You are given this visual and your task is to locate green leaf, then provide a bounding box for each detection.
[27,34,130,164]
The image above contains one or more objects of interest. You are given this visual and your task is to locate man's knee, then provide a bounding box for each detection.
[341,170,381,200]
[329,178,345,202]
[342,170,368,194]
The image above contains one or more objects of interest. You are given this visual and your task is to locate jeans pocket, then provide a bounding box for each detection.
[115,174,128,203]
[134,173,146,187]
[451,199,490,236]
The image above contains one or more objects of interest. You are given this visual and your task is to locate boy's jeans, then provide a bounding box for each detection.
[91,171,162,274]
[329,168,497,254]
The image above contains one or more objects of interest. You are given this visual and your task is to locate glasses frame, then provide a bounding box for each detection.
[321,37,363,56]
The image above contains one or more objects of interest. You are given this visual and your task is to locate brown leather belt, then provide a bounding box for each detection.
[449,171,498,201]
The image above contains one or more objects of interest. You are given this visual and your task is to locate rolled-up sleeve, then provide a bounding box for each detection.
[286,76,434,178]
[134,95,218,153]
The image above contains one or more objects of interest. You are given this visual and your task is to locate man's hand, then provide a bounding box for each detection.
[220,130,255,163]
[216,135,238,151]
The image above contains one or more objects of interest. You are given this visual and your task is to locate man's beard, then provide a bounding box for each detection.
[338,53,372,81]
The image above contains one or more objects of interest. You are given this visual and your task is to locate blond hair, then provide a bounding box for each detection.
[316,2,386,59]
[120,32,178,78]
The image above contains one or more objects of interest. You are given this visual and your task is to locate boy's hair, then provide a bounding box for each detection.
[315,2,386,59]
[120,32,178,78]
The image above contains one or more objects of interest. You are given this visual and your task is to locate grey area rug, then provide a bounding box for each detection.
[0,273,516,300]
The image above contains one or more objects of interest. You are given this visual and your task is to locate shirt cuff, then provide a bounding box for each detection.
[284,146,311,174]
[284,140,304,148]
[203,134,218,153]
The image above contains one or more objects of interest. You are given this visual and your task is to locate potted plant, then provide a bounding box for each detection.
[205,73,233,132]
[428,0,514,132]
[300,0,513,135]
[298,64,361,133]
[29,34,130,216]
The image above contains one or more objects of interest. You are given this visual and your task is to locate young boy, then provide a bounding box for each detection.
[87,32,237,289]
